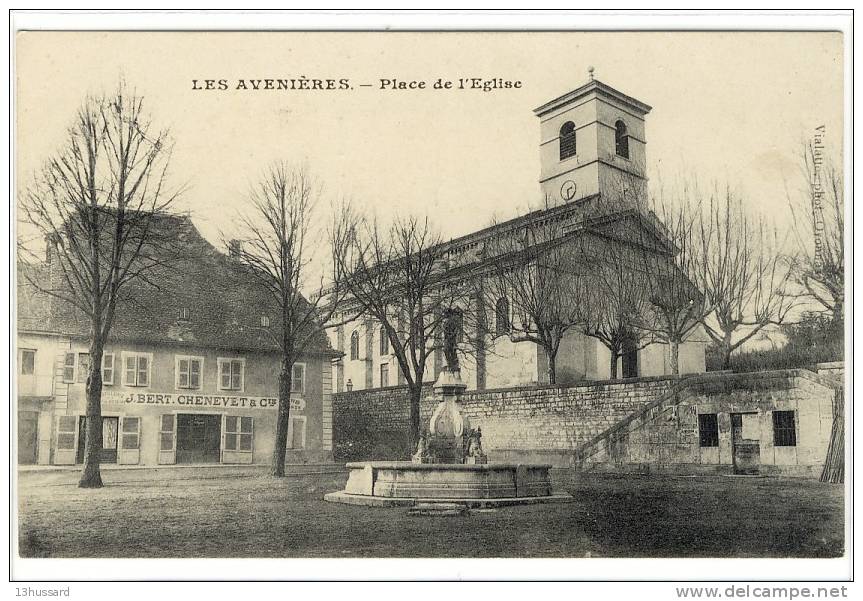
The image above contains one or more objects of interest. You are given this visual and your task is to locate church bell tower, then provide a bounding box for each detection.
[533,68,651,208]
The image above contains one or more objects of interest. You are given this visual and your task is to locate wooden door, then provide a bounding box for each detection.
[176,414,221,464]
[76,416,119,464]
[17,411,39,464]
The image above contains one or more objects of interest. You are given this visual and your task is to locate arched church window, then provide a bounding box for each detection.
[350,330,359,360]
[615,120,629,158]
[495,297,510,335]
[559,121,577,160]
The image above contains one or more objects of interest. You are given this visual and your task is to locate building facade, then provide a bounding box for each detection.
[16,217,337,466]
[328,75,708,394]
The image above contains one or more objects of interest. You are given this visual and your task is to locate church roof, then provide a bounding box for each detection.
[533,78,652,118]
[17,213,337,357]
[440,194,675,277]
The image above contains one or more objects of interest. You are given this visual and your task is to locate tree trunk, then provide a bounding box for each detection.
[669,341,680,375]
[408,384,421,452]
[271,358,293,477]
[721,344,733,371]
[609,350,619,379]
[78,346,104,489]
[547,351,557,385]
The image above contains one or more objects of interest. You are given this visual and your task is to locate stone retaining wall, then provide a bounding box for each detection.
[333,375,679,462]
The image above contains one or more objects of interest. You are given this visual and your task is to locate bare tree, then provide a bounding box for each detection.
[637,188,709,375]
[785,136,844,323]
[335,215,469,448]
[694,185,796,369]
[579,233,654,379]
[783,134,844,485]
[484,215,586,385]
[228,163,348,477]
[18,83,179,488]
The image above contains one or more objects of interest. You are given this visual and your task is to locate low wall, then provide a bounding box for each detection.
[578,370,842,478]
[333,375,679,462]
[816,361,844,380]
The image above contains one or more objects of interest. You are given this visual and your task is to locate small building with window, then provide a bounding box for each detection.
[16,215,339,467]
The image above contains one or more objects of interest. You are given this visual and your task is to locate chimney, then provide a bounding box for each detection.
[228,239,242,258]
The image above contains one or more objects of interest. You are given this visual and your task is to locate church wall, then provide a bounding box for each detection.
[484,336,542,389]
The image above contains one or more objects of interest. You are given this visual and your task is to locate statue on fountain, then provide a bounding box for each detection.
[465,427,488,465]
[419,308,486,464]
[412,431,429,464]
[442,307,461,372]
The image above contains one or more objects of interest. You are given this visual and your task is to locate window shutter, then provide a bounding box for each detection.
[63,352,76,383]
[158,414,176,464]
[102,354,114,385]
[121,417,140,449]
[240,417,253,451]
[220,362,231,390]
[178,358,190,388]
[137,356,149,387]
[76,353,91,383]
[124,356,137,386]
[56,416,77,449]
[231,361,242,390]
[190,360,201,389]
[224,416,238,451]
[54,415,79,464]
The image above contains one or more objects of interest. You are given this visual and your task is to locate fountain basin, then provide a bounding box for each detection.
[324,461,574,508]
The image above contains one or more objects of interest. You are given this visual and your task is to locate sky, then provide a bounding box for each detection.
[16,31,844,253]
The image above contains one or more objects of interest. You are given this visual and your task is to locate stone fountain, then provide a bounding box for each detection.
[325,310,573,508]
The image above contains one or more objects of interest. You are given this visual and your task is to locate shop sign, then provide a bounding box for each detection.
[101,390,306,411]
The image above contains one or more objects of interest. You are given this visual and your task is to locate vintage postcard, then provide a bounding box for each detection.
[9,10,852,589]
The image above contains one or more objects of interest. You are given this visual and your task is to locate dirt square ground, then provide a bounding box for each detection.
[16,467,844,558]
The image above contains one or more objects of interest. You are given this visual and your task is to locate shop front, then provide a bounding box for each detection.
[54,390,312,466]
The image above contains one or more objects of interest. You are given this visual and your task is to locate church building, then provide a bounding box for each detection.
[329,74,709,393]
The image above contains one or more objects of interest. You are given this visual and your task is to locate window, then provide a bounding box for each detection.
[698,414,719,448]
[123,353,151,387]
[559,120,577,160]
[121,417,140,450]
[379,327,389,355]
[176,356,203,390]
[773,410,797,447]
[19,349,35,375]
[178,307,190,321]
[495,297,510,335]
[218,358,245,391]
[615,120,629,158]
[224,416,253,452]
[287,415,306,449]
[350,330,360,360]
[291,363,305,394]
[102,353,115,385]
[76,353,91,383]
[380,364,389,387]
[260,315,270,327]
[62,352,76,383]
